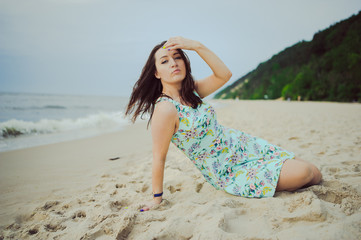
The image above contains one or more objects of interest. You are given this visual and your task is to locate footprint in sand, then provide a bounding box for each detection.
[168,183,182,194]
[41,201,60,211]
[341,160,360,169]
[116,183,126,188]
[122,171,132,176]
[218,208,248,234]
[72,210,86,220]
[281,210,326,223]
[54,210,65,216]
[281,192,326,223]
[310,181,361,216]
[115,213,136,240]
[221,199,245,209]
[5,223,21,231]
[44,223,66,232]
[326,167,340,174]
[109,200,129,212]
[326,161,361,178]
[80,230,105,240]
[300,143,312,148]
[62,204,70,210]
[195,182,203,193]
[352,164,360,172]
[287,192,314,213]
[141,184,149,193]
[110,190,118,196]
[288,136,299,140]
[82,213,136,240]
[28,226,40,235]
[335,172,361,178]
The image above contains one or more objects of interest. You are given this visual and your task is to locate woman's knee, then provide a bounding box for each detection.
[300,164,314,184]
[288,159,314,182]
[312,167,322,184]
[294,157,322,184]
[277,160,312,191]
[305,162,322,184]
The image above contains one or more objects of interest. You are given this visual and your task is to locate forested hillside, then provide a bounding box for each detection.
[215,11,361,102]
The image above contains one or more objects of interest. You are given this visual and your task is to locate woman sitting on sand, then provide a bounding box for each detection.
[125,36,322,212]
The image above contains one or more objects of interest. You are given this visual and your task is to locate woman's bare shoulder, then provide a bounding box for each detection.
[153,101,177,119]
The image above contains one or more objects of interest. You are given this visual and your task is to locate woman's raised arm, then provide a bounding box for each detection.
[140,101,177,212]
[163,36,232,98]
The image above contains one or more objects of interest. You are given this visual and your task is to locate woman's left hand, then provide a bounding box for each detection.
[162,36,200,51]
[139,198,163,212]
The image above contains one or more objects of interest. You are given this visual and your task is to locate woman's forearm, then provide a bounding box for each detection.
[194,42,232,82]
[162,36,232,82]
[152,157,165,202]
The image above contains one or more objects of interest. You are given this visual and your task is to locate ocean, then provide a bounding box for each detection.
[0,92,137,152]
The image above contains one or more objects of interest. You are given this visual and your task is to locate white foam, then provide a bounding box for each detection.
[0,111,131,152]
[1,112,127,136]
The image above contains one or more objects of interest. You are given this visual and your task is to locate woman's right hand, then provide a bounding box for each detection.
[162,36,201,52]
[140,198,163,212]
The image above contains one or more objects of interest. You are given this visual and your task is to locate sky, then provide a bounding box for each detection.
[0,0,360,98]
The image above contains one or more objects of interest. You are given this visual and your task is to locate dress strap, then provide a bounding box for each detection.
[156,91,200,104]
[155,93,177,105]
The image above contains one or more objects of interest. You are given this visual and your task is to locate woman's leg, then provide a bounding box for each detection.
[276,158,322,192]
[294,157,322,187]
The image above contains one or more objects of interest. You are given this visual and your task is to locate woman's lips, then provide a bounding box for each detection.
[172,69,180,74]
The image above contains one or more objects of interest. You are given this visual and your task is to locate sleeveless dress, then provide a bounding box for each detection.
[155,92,295,198]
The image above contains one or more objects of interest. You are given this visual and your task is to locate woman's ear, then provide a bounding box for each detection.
[155,71,160,79]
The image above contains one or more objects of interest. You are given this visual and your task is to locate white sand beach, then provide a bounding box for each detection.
[0,99,360,239]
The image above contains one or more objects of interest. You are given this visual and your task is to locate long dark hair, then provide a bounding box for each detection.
[125,40,202,128]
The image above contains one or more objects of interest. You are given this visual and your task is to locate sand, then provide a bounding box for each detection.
[0,99,360,240]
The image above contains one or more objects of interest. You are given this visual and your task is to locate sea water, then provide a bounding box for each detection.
[0,92,137,152]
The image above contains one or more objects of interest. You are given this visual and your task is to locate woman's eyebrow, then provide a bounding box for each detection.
[160,52,180,59]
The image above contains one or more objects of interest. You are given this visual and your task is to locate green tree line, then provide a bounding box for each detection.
[215,11,361,102]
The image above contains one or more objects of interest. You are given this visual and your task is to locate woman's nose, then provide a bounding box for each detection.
[170,58,178,67]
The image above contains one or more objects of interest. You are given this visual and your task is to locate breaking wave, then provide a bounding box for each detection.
[0,111,128,138]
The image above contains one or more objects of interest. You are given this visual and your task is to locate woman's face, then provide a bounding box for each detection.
[154,48,186,85]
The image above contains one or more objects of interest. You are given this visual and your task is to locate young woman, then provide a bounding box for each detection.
[125,36,322,212]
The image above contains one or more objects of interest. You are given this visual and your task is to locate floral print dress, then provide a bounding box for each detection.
[155,92,295,198]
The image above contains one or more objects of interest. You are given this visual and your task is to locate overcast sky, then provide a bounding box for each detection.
[1,0,360,97]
